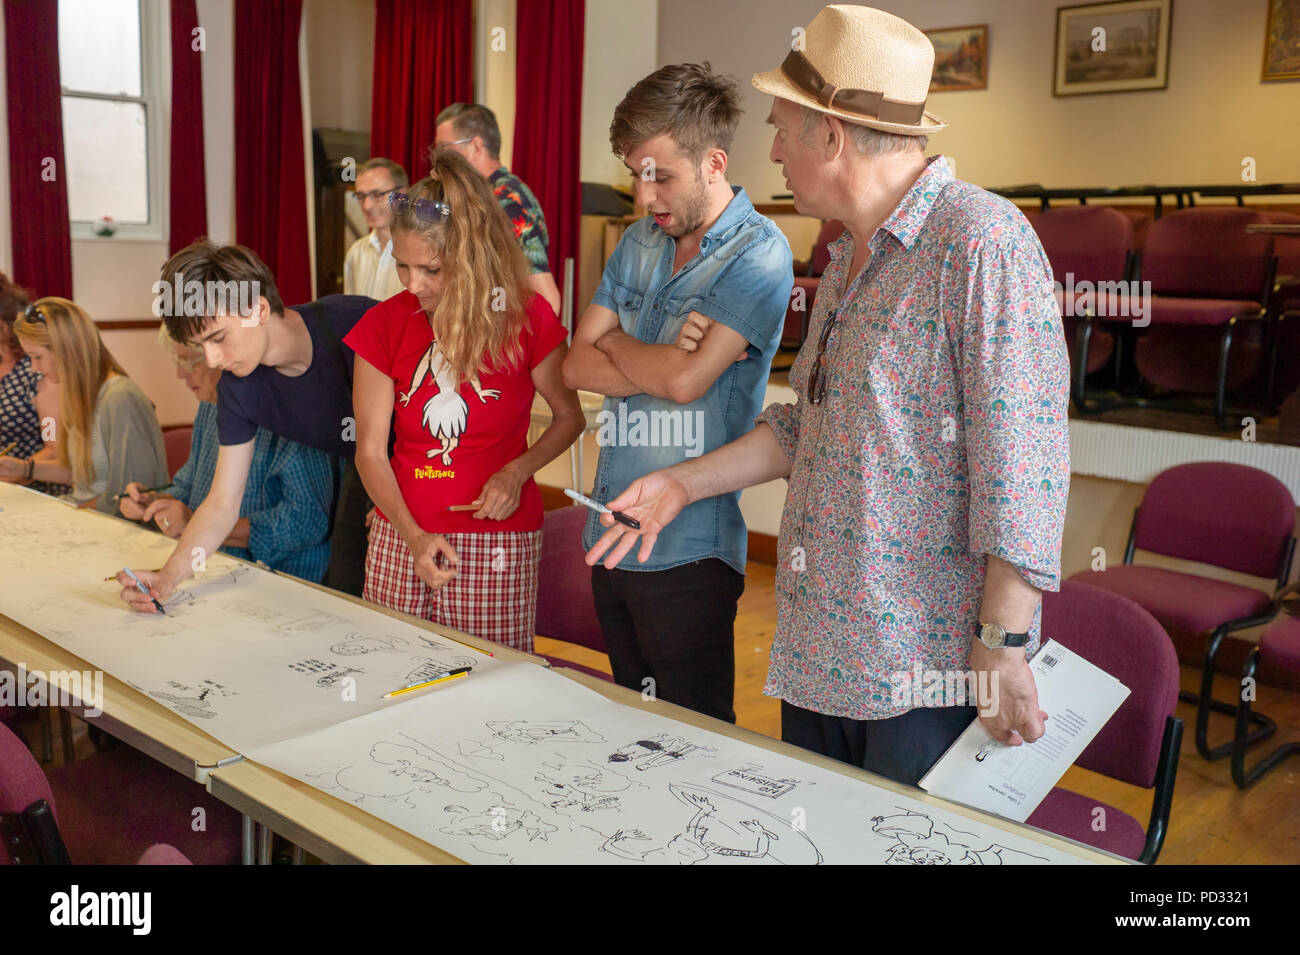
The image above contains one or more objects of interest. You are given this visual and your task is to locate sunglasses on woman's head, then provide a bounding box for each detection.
[389,192,451,224]
[22,303,46,324]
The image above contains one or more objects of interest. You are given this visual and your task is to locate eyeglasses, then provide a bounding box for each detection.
[350,188,395,203]
[806,307,839,405]
[438,137,473,148]
[172,352,205,372]
[389,191,451,224]
[23,302,46,324]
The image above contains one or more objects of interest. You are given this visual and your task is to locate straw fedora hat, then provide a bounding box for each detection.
[752,4,947,136]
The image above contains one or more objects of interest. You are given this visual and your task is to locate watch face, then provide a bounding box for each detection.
[980,623,1005,648]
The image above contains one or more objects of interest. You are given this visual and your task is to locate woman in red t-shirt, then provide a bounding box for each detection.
[344,149,584,651]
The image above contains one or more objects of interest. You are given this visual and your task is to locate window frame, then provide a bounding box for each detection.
[61,0,168,242]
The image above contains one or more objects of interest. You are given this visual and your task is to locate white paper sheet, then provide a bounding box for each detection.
[918,641,1131,822]
[1,484,1105,864]
[246,662,1095,865]
[0,484,503,751]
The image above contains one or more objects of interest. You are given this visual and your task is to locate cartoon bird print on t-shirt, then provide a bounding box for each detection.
[398,339,499,466]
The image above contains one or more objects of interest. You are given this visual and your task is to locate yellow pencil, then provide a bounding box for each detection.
[0,442,16,457]
[382,668,469,699]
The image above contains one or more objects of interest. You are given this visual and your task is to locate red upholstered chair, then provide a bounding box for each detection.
[1026,581,1181,863]
[1134,207,1277,427]
[1069,462,1295,761]
[136,843,194,865]
[773,219,845,372]
[1232,610,1300,789]
[535,505,612,682]
[1273,309,1300,410]
[1259,212,1300,407]
[0,722,243,865]
[162,425,194,479]
[1029,206,1134,411]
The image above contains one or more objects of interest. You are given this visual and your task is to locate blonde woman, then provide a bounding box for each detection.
[0,298,168,512]
[344,149,584,652]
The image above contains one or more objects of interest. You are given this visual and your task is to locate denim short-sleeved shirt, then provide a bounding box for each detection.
[583,186,793,573]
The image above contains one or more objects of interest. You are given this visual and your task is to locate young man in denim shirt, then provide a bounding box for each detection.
[563,63,793,723]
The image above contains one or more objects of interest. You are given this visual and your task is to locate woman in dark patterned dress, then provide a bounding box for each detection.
[0,274,66,496]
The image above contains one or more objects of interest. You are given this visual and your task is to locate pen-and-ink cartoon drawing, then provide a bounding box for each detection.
[534,761,637,813]
[488,720,606,746]
[870,809,1050,865]
[398,339,500,467]
[321,739,491,805]
[608,733,715,771]
[147,679,235,720]
[331,634,410,656]
[599,784,821,865]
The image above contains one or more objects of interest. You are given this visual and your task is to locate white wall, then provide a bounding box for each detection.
[304,0,375,133]
[657,0,1300,202]
[479,0,517,168]
[581,0,659,186]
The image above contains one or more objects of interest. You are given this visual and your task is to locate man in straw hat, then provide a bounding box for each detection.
[585,5,1070,786]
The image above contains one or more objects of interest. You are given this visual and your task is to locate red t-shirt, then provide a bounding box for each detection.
[343,290,567,534]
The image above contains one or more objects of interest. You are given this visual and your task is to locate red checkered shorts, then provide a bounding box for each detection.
[363,513,542,653]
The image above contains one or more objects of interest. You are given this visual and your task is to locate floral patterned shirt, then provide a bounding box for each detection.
[490,166,551,275]
[756,156,1070,720]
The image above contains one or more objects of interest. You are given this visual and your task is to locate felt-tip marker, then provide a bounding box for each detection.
[119,567,167,615]
[563,488,640,529]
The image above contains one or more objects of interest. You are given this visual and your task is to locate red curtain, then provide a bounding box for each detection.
[370,0,472,185]
[512,0,584,291]
[4,0,72,298]
[169,0,208,255]
[234,0,312,305]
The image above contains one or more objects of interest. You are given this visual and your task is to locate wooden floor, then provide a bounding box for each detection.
[537,561,1300,866]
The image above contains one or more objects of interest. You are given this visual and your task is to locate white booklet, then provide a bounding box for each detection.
[917,641,1131,822]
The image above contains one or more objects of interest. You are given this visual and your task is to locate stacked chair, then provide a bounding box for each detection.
[1134,208,1277,427]
[1030,206,1134,411]
[1233,606,1300,789]
[1069,462,1295,763]
[1027,204,1284,428]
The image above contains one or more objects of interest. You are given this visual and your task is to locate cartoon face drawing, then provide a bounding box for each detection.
[397,340,500,466]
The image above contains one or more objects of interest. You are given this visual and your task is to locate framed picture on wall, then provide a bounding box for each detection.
[1262,0,1300,81]
[1053,0,1173,96]
[925,25,989,92]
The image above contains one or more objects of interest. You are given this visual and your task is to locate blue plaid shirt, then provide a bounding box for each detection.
[170,402,337,581]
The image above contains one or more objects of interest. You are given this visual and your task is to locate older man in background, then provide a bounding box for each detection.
[344,157,408,301]
[433,103,562,314]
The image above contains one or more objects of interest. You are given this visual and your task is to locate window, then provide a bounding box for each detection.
[58,0,165,238]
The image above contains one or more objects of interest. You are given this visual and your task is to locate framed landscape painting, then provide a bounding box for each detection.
[1262,0,1300,81]
[1054,0,1173,96]
[926,25,989,92]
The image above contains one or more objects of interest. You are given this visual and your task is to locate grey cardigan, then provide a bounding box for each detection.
[73,376,170,514]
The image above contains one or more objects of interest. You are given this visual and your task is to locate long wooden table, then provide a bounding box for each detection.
[0,491,1127,866]
[205,667,1129,866]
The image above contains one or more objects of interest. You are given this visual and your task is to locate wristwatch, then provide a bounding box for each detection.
[976,621,1029,649]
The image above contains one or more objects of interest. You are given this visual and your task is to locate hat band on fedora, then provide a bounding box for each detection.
[779,50,926,126]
